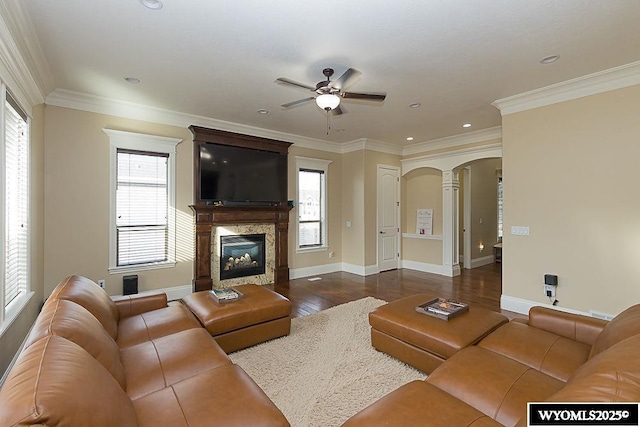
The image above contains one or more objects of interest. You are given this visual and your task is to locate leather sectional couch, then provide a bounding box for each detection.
[0,275,289,427]
[343,304,640,426]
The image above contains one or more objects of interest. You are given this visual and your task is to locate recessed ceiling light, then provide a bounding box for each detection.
[257,109,269,114]
[124,77,141,84]
[406,137,414,141]
[138,0,163,10]
[463,123,471,128]
[409,103,421,109]
[540,55,560,64]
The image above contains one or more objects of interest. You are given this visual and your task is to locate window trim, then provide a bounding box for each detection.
[295,156,332,253]
[104,129,182,274]
[0,83,34,335]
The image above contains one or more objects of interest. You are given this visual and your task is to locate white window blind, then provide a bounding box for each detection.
[116,150,169,266]
[4,93,29,307]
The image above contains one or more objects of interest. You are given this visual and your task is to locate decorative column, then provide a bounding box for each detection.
[442,170,461,277]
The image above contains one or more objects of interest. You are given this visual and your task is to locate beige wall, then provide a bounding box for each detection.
[502,84,640,315]
[288,146,343,269]
[402,168,443,264]
[0,104,45,376]
[42,106,348,295]
[43,106,194,296]
[341,150,365,266]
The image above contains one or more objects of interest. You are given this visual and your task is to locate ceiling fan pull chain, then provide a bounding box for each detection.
[326,110,330,135]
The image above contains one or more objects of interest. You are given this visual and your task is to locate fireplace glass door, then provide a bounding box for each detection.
[220,234,266,280]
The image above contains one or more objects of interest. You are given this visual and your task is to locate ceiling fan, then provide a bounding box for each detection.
[276,68,386,115]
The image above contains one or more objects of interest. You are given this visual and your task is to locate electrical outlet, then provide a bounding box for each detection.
[328,252,334,258]
[544,284,556,297]
[97,279,106,289]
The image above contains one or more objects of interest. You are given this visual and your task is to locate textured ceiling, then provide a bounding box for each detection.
[22,0,640,145]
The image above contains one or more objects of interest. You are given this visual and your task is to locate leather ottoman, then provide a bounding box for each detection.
[369,294,508,373]
[182,284,292,352]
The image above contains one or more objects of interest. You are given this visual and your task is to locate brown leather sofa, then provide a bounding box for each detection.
[0,275,289,427]
[343,304,640,426]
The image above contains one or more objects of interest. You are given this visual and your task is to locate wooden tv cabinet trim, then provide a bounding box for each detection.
[190,204,293,292]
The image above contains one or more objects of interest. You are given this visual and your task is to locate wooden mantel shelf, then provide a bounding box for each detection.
[190,204,293,292]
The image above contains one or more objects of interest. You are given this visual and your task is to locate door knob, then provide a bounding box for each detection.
[379,231,386,234]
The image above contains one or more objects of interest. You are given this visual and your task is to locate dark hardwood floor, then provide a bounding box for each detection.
[272,262,524,320]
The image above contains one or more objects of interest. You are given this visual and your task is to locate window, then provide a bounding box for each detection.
[1,88,31,329]
[116,150,169,266]
[104,129,181,273]
[296,156,331,251]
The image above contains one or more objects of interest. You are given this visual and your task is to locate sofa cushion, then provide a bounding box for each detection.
[478,321,590,382]
[121,328,232,399]
[342,380,501,427]
[132,364,290,427]
[48,275,120,339]
[550,334,640,402]
[0,336,137,427]
[116,301,201,348]
[427,346,564,426]
[527,306,606,346]
[590,303,640,358]
[24,299,126,389]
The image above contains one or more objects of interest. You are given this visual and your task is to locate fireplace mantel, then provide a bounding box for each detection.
[190,204,292,292]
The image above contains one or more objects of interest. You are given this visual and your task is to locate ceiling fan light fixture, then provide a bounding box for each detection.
[316,93,341,111]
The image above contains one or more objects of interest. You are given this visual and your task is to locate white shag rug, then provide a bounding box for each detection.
[229,297,426,427]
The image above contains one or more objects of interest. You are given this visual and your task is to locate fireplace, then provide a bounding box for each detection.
[220,234,266,280]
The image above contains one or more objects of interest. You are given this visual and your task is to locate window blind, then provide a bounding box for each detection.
[4,93,29,307]
[116,150,169,266]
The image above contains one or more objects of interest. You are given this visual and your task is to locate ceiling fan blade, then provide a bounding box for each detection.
[281,97,315,108]
[332,105,345,116]
[331,68,362,90]
[342,91,386,101]
[275,77,315,92]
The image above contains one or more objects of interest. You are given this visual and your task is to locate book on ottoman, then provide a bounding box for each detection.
[211,287,243,303]
[415,298,469,320]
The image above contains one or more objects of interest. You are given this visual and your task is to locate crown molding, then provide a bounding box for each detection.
[341,138,402,155]
[0,0,49,112]
[46,88,349,152]
[493,61,640,116]
[401,142,502,175]
[402,126,502,156]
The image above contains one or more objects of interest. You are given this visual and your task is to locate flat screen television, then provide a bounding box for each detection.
[198,142,288,205]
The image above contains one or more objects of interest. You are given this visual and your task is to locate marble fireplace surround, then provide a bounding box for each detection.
[190,204,292,292]
[213,224,275,287]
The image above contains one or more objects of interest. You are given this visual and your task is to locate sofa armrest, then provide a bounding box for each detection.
[528,306,608,346]
[111,293,168,319]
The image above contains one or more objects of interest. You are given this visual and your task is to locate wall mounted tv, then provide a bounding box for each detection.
[198,142,288,205]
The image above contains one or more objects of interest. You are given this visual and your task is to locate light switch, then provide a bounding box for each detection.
[511,226,530,236]
[346,221,351,228]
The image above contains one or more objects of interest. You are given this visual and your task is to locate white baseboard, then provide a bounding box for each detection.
[291,262,402,279]
[290,263,342,279]
[120,284,193,302]
[470,255,495,269]
[341,263,379,277]
[402,260,450,276]
[500,294,591,317]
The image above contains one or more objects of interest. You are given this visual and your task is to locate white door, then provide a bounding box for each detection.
[377,165,400,272]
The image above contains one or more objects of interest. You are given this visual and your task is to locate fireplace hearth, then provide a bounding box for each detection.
[220,234,266,280]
